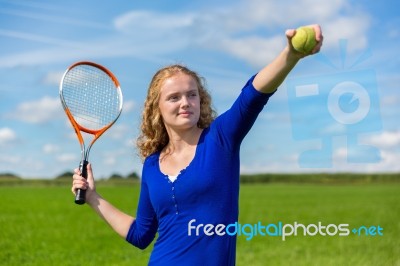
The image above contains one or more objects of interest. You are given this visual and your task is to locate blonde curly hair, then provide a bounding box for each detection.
[137,64,216,160]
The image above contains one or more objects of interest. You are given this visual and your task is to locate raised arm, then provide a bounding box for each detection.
[72,164,134,238]
[253,24,323,94]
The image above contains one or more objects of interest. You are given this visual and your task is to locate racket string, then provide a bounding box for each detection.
[61,65,122,130]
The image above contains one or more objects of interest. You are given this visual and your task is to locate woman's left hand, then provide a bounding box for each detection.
[286,24,323,57]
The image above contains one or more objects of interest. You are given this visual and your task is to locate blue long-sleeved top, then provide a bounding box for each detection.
[126,75,274,265]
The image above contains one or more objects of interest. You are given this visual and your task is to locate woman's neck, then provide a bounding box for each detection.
[163,126,203,155]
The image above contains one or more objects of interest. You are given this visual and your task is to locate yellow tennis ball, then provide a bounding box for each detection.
[291,27,317,54]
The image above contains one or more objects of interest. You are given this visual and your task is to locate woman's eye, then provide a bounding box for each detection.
[168,95,179,101]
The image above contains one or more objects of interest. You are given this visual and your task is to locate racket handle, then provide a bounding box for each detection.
[75,160,88,205]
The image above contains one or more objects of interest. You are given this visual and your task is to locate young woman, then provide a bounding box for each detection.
[72,25,323,265]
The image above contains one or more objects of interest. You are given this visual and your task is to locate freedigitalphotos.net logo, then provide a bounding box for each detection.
[286,39,382,168]
[188,219,383,241]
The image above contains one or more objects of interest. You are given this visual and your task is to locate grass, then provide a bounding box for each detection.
[237,184,400,266]
[0,185,150,266]
[0,180,399,265]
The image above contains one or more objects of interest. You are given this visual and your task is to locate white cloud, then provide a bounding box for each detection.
[56,153,78,163]
[219,35,285,68]
[333,147,348,160]
[240,132,400,174]
[0,28,82,48]
[0,127,17,145]
[123,100,136,113]
[100,148,131,166]
[319,123,347,135]
[110,0,370,68]
[43,143,60,154]
[325,132,400,172]
[378,150,400,171]
[322,15,370,52]
[240,154,300,174]
[0,27,186,68]
[0,156,45,177]
[114,10,194,33]
[105,124,130,139]
[381,95,400,106]
[365,131,400,149]
[7,96,63,123]
[0,0,371,69]
[42,71,64,86]
[103,156,116,166]
[0,8,109,30]
[332,149,400,173]
[0,154,20,164]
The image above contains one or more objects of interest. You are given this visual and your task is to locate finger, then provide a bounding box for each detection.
[74,168,81,175]
[72,177,88,185]
[312,43,322,54]
[71,179,87,192]
[309,24,323,54]
[86,163,94,182]
[72,173,85,181]
[311,24,323,42]
[312,36,323,54]
[72,178,88,187]
[71,179,88,194]
[72,179,88,191]
[285,29,296,39]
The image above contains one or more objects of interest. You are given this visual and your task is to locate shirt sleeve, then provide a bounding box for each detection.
[210,74,275,152]
[125,165,158,249]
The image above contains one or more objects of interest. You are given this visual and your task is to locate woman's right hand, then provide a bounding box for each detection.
[72,163,134,238]
[72,163,97,204]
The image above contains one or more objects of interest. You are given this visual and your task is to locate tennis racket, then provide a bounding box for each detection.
[59,61,123,205]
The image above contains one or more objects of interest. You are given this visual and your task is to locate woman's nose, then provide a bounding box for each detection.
[180,96,190,107]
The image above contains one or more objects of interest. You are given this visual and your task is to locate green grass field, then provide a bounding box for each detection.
[0,180,399,265]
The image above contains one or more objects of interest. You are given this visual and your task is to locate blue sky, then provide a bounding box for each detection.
[0,0,399,178]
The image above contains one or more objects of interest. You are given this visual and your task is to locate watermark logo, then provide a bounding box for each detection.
[286,39,382,168]
[188,219,384,241]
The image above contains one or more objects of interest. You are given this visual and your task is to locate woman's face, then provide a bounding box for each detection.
[158,73,201,132]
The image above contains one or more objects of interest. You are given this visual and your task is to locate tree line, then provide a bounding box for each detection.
[0,171,140,180]
[55,171,140,180]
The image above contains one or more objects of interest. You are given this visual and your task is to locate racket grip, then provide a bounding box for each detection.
[75,160,88,205]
